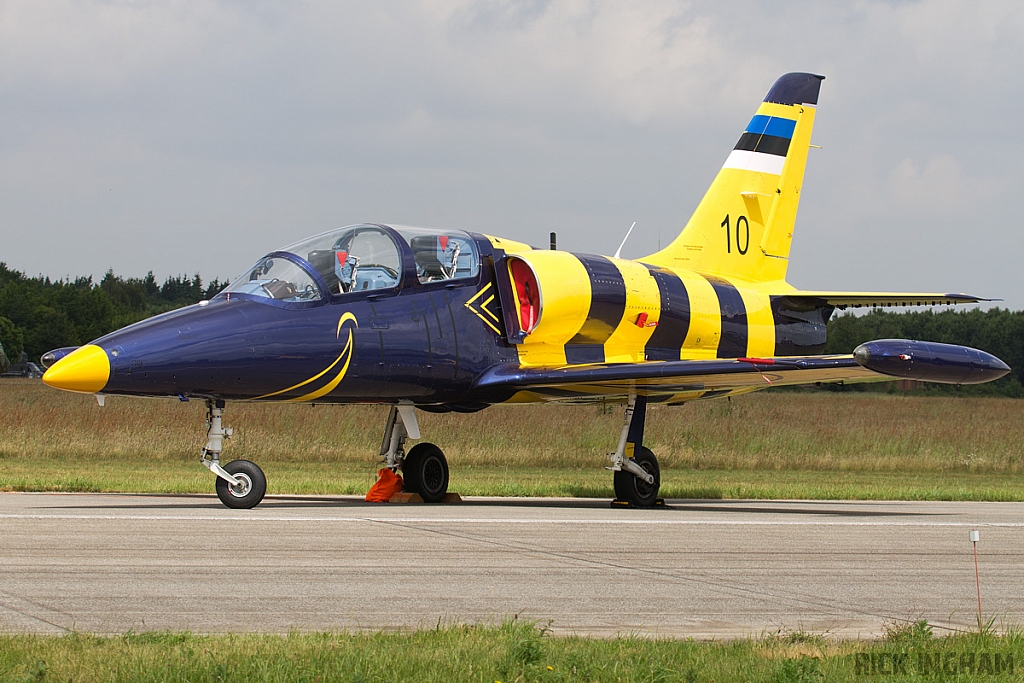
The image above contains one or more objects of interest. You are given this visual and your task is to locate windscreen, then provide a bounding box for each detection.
[224,224,480,302]
[223,256,323,302]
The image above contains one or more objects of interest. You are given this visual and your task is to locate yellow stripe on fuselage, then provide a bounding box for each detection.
[603,258,660,363]
[510,251,592,366]
[676,270,721,359]
[730,277,776,358]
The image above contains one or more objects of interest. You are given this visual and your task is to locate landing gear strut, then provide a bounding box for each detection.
[201,399,266,509]
[379,403,449,503]
[608,393,662,508]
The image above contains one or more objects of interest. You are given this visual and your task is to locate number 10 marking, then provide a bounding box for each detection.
[721,214,749,255]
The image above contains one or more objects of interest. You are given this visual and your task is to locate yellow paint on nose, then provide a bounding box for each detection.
[42,344,110,393]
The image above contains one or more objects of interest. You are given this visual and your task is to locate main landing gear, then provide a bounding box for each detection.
[608,393,663,508]
[376,397,659,507]
[201,400,267,509]
[379,403,450,503]
[197,397,654,510]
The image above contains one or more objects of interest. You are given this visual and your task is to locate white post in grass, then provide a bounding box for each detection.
[970,529,982,629]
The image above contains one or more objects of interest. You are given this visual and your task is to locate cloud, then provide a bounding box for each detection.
[888,155,981,214]
[0,0,1022,305]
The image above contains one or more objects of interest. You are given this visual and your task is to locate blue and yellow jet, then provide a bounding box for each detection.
[42,73,1009,509]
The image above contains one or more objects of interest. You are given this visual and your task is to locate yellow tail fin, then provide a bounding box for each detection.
[643,73,824,285]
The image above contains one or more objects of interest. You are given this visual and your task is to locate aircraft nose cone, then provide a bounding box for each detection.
[42,344,110,393]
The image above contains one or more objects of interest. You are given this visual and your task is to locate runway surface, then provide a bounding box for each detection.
[1,492,1022,638]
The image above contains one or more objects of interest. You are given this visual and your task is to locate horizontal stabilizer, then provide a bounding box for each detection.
[779,292,991,310]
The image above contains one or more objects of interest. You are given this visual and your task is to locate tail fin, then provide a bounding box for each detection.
[643,73,824,284]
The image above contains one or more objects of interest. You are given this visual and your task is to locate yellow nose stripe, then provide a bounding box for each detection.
[42,344,110,393]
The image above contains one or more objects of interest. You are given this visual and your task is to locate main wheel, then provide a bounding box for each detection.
[613,447,660,507]
[402,443,449,503]
[215,460,267,509]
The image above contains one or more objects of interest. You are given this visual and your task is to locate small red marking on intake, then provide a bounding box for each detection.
[336,251,348,266]
[635,312,658,328]
[439,235,449,250]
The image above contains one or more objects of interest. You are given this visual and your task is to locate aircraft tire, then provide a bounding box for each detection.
[613,447,660,507]
[402,443,449,503]
[215,460,267,509]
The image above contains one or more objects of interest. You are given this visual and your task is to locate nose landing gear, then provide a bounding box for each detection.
[201,399,267,509]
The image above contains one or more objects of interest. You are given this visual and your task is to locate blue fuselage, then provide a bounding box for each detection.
[90,232,518,406]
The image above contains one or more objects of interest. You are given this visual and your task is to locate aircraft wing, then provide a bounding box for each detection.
[475,337,1010,403]
[780,292,991,309]
[474,354,882,403]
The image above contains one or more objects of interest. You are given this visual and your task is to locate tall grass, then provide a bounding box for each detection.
[3,380,1024,499]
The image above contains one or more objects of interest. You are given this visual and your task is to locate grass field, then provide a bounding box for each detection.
[3,379,1024,500]
[0,621,1021,682]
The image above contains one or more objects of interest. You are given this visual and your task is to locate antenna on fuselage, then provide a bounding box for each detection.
[613,221,637,259]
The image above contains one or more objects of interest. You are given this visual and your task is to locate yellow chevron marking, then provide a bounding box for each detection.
[465,282,491,307]
[254,312,358,400]
[481,294,500,322]
[465,283,502,335]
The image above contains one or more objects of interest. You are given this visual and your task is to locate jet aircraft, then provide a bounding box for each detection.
[42,73,1010,509]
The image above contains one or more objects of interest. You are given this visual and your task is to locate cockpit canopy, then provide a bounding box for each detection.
[222,224,480,303]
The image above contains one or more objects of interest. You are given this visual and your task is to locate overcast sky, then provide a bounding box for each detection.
[1,1,1021,308]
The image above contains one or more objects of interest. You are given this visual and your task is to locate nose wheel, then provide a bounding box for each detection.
[215,460,267,509]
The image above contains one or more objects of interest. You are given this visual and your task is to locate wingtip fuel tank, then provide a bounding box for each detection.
[853,339,1010,385]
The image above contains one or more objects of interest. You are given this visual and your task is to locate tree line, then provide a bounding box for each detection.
[0,262,1019,396]
[0,262,224,363]
[824,307,1023,397]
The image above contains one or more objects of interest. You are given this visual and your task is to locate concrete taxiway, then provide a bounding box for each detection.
[1,492,1022,638]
